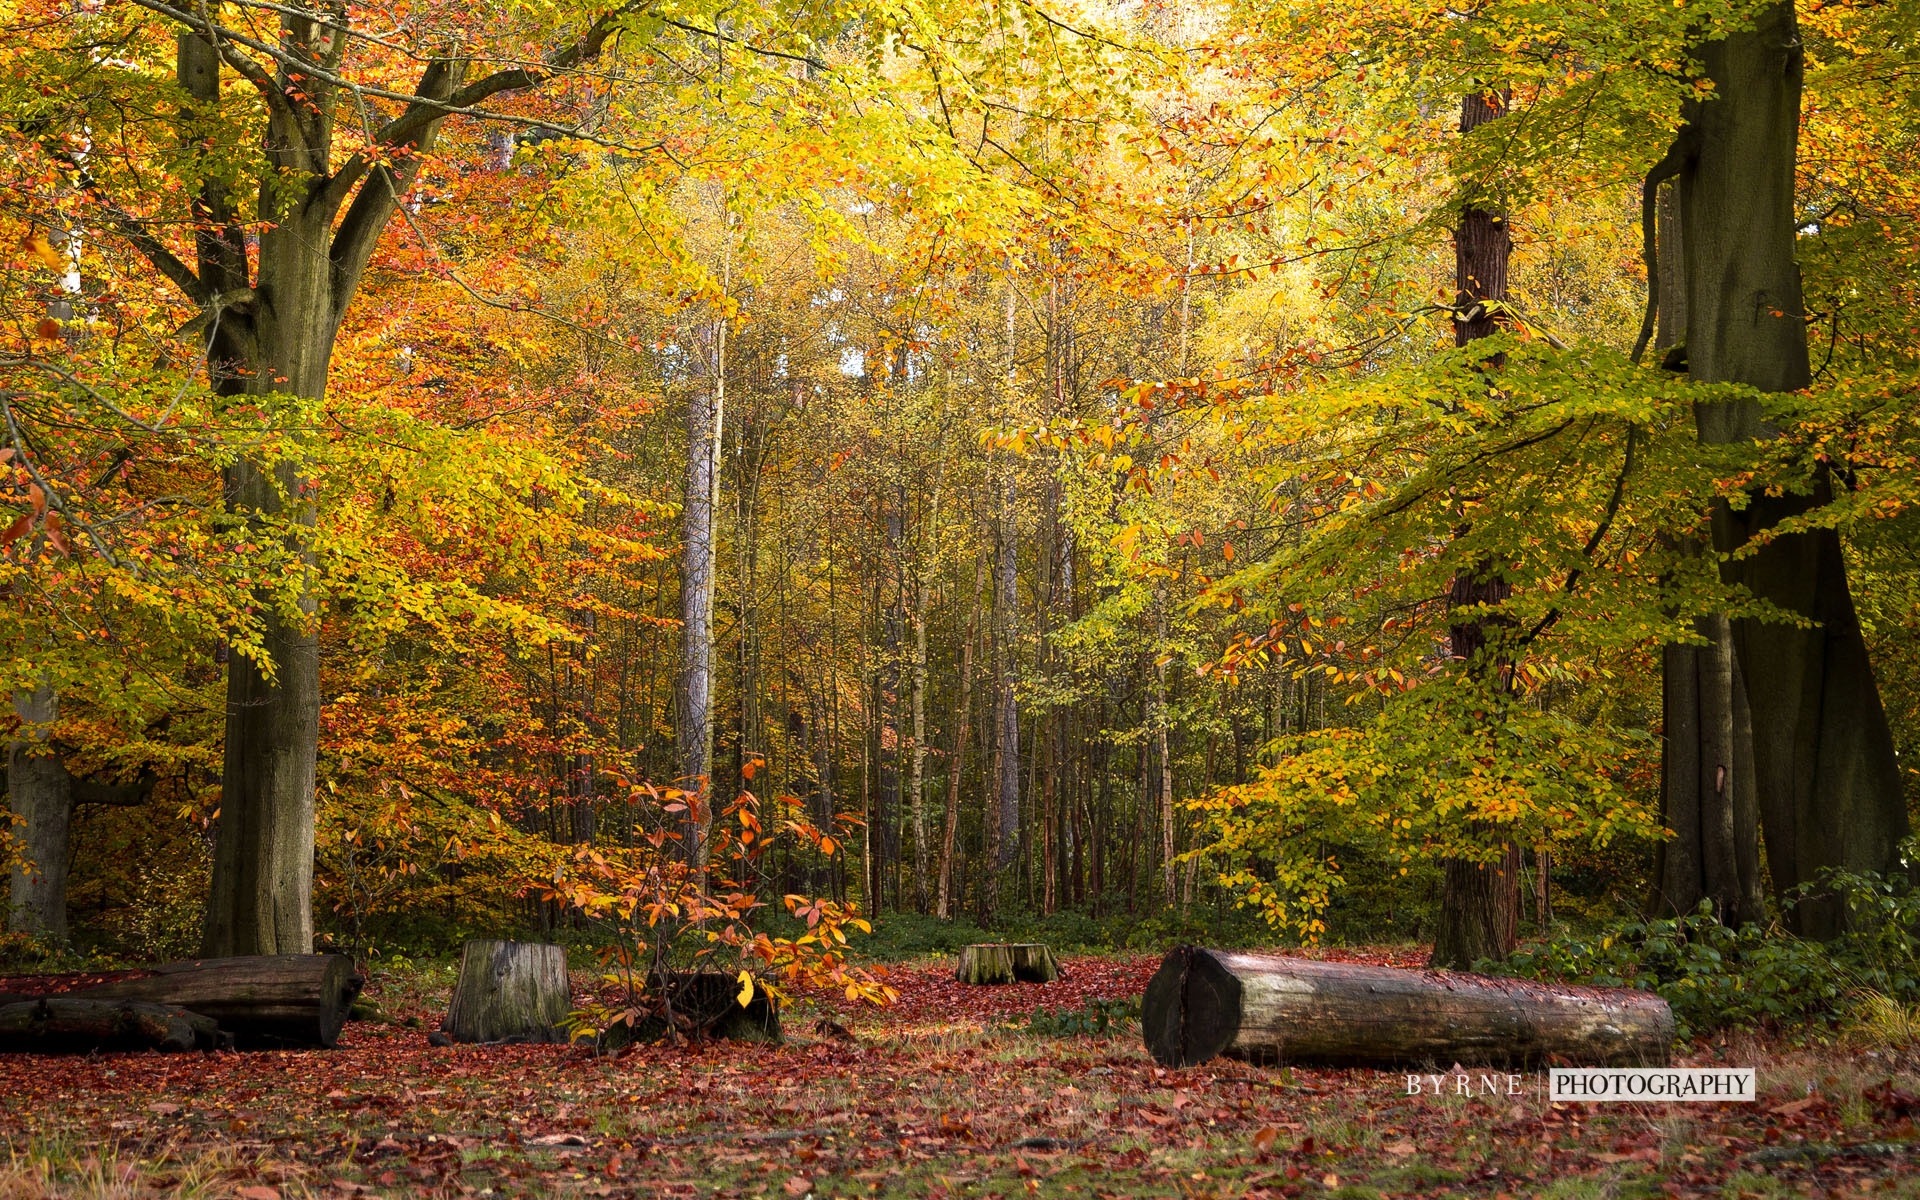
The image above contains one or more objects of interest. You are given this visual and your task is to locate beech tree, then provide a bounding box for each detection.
[1673,2,1908,935]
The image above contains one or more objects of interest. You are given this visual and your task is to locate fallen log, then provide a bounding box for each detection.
[1142,947,1674,1069]
[0,998,231,1053]
[81,954,362,1048]
[442,940,571,1044]
[955,943,1061,985]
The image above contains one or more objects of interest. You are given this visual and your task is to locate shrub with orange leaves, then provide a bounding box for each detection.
[540,779,893,1046]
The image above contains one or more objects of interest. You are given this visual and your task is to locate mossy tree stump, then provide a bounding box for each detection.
[442,940,571,1044]
[955,943,1061,985]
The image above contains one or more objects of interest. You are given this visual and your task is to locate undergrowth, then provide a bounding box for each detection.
[1489,861,1920,1040]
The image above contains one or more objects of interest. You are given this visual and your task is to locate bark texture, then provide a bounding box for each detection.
[6,685,70,940]
[1429,87,1523,970]
[0,998,230,1054]
[442,939,572,1045]
[81,953,362,1047]
[991,280,1021,877]
[954,943,1062,985]
[677,374,722,864]
[1678,2,1908,935]
[1143,948,1674,1069]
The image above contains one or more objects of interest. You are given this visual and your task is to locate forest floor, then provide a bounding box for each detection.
[2,947,1918,1199]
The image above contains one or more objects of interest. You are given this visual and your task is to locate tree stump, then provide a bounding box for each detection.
[955,943,1061,985]
[442,940,571,1044]
[1142,947,1675,1069]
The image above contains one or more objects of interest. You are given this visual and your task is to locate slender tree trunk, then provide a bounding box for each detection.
[7,685,70,941]
[1430,88,1522,970]
[1153,588,1176,906]
[907,450,943,910]
[935,560,982,919]
[991,280,1020,876]
[677,314,724,868]
[1679,2,1908,936]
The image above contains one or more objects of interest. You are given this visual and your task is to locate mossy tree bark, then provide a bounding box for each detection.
[1677,2,1908,936]
[442,940,572,1045]
[6,684,70,941]
[955,943,1061,985]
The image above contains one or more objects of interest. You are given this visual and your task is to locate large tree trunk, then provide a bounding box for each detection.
[1679,2,1908,936]
[7,685,70,941]
[1430,88,1523,970]
[142,10,617,958]
[1651,182,1762,927]
[202,222,332,957]
[1143,948,1674,1069]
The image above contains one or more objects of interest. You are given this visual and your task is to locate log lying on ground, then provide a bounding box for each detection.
[1142,947,1674,1069]
[442,940,571,1044]
[82,954,362,1048]
[0,998,231,1053]
[955,943,1062,985]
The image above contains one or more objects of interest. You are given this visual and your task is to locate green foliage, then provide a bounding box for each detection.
[1491,858,1920,1039]
[858,912,995,960]
[0,930,84,974]
[1188,682,1660,940]
[1021,996,1140,1038]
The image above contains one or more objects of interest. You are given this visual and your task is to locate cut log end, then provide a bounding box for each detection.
[1142,945,1241,1068]
[1143,947,1674,1070]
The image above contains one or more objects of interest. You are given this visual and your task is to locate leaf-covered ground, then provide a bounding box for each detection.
[3,949,1918,1198]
